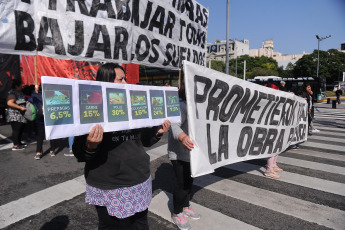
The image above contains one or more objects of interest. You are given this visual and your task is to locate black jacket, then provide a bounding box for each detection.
[73,127,161,190]
[336,90,342,97]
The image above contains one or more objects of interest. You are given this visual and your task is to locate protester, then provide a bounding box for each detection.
[264,79,279,90]
[72,63,171,230]
[308,90,320,133]
[168,84,200,230]
[336,87,342,104]
[264,82,283,179]
[64,136,74,156]
[301,83,313,135]
[6,79,27,150]
[279,81,287,92]
[29,85,45,160]
[0,97,7,123]
[49,139,60,157]
[22,84,36,141]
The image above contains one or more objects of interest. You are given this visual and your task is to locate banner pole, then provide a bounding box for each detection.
[178,69,181,89]
[34,55,38,92]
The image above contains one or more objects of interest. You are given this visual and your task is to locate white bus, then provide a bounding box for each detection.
[253,76,282,81]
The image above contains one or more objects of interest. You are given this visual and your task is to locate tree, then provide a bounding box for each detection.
[210,60,225,73]
[229,55,279,79]
[278,62,294,78]
[294,49,345,84]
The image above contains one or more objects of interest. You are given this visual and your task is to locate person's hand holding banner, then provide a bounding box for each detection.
[156,120,171,136]
[86,124,103,151]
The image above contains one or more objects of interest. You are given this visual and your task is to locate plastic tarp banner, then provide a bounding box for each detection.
[41,76,180,139]
[183,61,308,177]
[0,0,208,70]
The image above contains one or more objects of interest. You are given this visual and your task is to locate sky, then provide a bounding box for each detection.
[196,0,345,55]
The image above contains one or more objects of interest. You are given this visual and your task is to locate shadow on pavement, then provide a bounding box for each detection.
[39,215,69,230]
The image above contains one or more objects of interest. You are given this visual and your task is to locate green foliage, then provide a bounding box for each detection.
[208,49,345,84]
[226,55,279,79]
[210,60,225,73]
[294,49,345,83]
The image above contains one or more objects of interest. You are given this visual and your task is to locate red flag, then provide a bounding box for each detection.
[122,63,139,85]
[21,55,101,85]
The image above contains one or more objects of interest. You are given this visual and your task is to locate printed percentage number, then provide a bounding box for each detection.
[170,107,179,112]
[112,109,125,116]
[50,111,71,120]
[84,110,100,118]
[154,110,163,116]
[135,109,147,116]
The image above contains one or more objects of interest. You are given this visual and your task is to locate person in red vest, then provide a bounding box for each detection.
[264,79,279,90]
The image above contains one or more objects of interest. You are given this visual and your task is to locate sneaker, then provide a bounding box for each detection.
[12,145,25,151]
[264,170,280,179]
[171,213,191,230]
[19,142,28,147]
[34,153,42,160]
[291,145,299,150]
[64,151,74,157]
[311,129,320,133]
[183,206,201,220]
[50,151,56,157]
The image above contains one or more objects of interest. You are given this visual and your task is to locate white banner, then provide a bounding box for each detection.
[183,61,308,177]
[41,76,181,140]
[0,0,208,69]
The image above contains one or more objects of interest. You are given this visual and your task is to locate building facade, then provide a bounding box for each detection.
[206,39,249,64]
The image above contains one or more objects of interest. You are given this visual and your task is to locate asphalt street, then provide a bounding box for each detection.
[0,101,345,230]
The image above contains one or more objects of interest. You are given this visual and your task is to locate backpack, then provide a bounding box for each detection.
[28,93,44,121]
[34,93,44,118]
[24,101,37,121]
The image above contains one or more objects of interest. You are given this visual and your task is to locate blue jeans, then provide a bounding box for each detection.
[68,136,74,150]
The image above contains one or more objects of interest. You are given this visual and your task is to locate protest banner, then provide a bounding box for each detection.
[0,0,208,70]
[41,76,180,140]
[183,61,308,177]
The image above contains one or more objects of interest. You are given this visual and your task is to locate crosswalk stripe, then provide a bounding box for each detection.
[193,174,345,230]
[0,176,86,229]
[315,116,345,121]
[286,148,345,162]
[149,191,261,230]
[278,156,345,175]
[300,141,345,153]
[307,138,345,147]
[316,114,345,117]
[313,125,345,131]
[310,131,345,137]
[224,162,345,196]
[308,134,345,143]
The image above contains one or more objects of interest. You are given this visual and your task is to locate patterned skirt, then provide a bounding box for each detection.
[85,176,152,219]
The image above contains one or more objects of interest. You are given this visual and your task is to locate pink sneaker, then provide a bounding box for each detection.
[171,213,191,230]
[183,206,201,220]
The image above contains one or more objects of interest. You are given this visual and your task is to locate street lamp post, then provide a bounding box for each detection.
[225,0,230,74]
[316,35,331,79]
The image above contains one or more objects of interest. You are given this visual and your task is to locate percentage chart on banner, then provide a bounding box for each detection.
[84,110,101,118]
[170,107,179,112]
[112,109,126,116]
[49,111,72,120]
[135,109,148,116]
[153,110,163,116]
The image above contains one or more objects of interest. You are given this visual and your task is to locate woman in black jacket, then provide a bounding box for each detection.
[73,63,170,230]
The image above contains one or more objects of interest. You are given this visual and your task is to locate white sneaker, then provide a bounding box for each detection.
[311,129,320,133]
